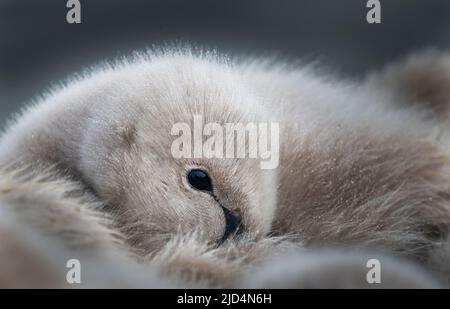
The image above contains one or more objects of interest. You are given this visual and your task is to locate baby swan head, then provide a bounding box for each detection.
[38,53,280,254]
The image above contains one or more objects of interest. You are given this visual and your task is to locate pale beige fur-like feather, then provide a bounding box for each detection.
[1,49,450,287]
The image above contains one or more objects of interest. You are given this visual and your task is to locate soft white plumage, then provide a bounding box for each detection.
[1,48,450,288]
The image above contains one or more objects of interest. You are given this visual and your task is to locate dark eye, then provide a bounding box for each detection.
[187,169,213,192]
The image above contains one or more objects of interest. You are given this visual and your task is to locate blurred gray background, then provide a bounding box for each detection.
[1,0,450,127]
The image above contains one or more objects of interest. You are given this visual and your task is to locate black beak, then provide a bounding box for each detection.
[218,206,243,245]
